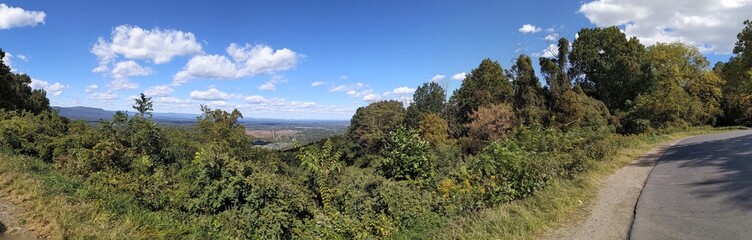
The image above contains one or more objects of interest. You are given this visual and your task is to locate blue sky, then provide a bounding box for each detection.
[0,1,747,119]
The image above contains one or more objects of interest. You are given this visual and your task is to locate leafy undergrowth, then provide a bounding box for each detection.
[417,126,741,240]
[0,127,742,239]
[0,152,191,239]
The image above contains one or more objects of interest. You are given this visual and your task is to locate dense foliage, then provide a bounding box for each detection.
[0,21,751,238]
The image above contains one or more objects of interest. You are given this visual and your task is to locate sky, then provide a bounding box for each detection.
[0,0,749,119]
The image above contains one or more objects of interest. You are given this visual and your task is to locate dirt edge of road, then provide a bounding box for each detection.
[542,137,688,240]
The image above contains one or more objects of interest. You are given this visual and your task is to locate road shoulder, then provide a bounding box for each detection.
[542,138,687,240]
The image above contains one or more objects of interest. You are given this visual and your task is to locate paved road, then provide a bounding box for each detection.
[631,130,752,240]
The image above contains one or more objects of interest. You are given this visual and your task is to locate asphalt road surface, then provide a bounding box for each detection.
[631,130,752,240]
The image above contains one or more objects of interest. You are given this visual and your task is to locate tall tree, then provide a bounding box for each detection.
[510,54,547,125]
[405,82,445,128]
[720,20,752,125]
[348,100,406,154]
[0,49,49,114]
[450,58,513,127]
[133,93,154,117]
[569,27,648,111]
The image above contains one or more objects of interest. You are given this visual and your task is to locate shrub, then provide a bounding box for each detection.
[466,103,518,142]
[379,126,434,183]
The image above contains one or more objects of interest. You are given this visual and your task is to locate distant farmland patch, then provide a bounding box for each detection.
[246,129,300,139]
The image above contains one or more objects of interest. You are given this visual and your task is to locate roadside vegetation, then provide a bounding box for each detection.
[0,21,751,239]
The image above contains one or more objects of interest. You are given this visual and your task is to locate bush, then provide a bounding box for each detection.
[379,126,434,183]
[466,103,518,142]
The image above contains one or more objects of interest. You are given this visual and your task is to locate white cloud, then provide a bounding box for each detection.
[173,43,303,85]
[545,33,559,41]
[16,55,27,61]
[91,25,202,72]
[363,94,382,103]
[579,0,752,53]
[30,78,67,96]
[111,60,151,77]
[541,44,559,58]
[244,95,268,104]
[189,88,239,101]
[85,84,98,93]
[0,4,45,30]
[109,78,139,90]
[451,72,467,81]
[519,24,542,33]
[339,75,348,80]
[330,85,348,92]
[311,81,324,87]
[430,74,446,82]
[89,91,118,101]
[258,75,287,91]
[144,85,173,97]
[154,97,192,106]
[2,52,14,72]
[329,82,365,93]
[258,82,276,91]
[392,86,415,95]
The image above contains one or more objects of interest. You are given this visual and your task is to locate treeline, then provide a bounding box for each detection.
[0,21,750,239]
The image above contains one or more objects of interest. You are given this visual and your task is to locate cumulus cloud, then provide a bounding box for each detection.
[258,75,287,91]
[111,60,151,77]
[579,0,752,53]
[430,74,446,82]
[545,33,559,41]
[0,4,45,30]
[519,24,542,33]
[258,82,275,91]
[451,72,467,81]
[189,88,239,101]
[2,52,14,72]
[380,86,416,105]
[106,60,150,90]
[144,85,173,97]
[541,44,559,58]
[391,86,415,95]
[173,43,303,85]
[91,25,202,72]
[363,94,382,103]
[311,81,324,87]
[30,78,67,96]
[85,84,98,93]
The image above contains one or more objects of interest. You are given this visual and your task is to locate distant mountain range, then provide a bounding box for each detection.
[51,106,349,127]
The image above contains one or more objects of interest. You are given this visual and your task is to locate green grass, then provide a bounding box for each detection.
[0,152,192,239]
[424,126,742,239]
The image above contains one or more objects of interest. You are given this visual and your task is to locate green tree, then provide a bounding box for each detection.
[380,126,433,182]
[297,139,342,211]
[450,58,513,127]
[720,20,752,125]
[0,49,49,114]
[570,27,648,111]
[348,100,406,154]
[510,54,547,125]
[417,113,448,146]
[645,42,722,125]
[405,82,445,128]
[132,93,153,117]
